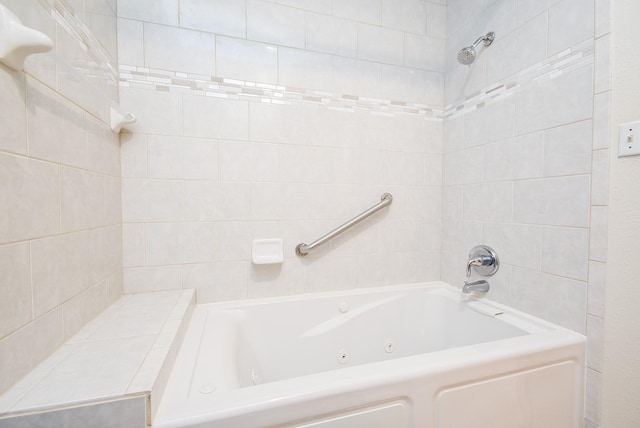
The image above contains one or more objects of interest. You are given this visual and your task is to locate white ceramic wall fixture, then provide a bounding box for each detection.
[0,3,52,71]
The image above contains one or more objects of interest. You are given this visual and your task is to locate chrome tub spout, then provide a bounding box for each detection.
[463,280,490,294]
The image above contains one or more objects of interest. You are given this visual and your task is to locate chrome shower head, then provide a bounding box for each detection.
[457,31,495,65]
[457,46,476,65]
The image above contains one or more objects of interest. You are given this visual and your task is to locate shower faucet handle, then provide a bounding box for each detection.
[466,245,499,278]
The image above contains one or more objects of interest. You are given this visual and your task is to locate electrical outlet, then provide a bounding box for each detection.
[619,121,640,157]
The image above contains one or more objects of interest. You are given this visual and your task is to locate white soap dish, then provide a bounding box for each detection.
[252,239,283,265]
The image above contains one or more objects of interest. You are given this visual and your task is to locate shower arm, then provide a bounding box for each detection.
[471,32,495,48]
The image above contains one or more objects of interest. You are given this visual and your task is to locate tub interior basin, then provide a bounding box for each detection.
[187,284,531,392]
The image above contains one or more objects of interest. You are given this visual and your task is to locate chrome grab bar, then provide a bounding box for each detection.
[296,193,393,256]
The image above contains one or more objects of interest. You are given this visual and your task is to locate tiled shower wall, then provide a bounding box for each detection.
[118,0,445,301]
[441,0,609,426]
[0,0,122,394]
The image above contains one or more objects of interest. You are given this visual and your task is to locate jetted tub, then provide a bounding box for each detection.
[154,282,585,428]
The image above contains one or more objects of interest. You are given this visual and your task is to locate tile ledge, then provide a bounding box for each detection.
[0,289,195,425]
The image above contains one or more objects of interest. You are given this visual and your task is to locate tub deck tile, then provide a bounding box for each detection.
[0,289,195,424]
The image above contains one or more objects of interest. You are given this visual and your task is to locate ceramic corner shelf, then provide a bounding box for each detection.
[0,3,53,71]
[110,107,137,133]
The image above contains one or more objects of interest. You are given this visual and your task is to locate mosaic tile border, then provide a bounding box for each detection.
[445,39,595,120]
[118,39,594,122]
[118,65,445,121]
[36,0,118,85]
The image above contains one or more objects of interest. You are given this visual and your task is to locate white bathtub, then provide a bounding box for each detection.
[154,282,585,428]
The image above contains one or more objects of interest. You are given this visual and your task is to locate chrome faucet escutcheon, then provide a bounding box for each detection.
[466,245,499,278]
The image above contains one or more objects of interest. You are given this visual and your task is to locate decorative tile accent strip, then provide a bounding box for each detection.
[36,0,118,86]
[444,39,594,120]
[118,65,445,121]
[118,40,594,122]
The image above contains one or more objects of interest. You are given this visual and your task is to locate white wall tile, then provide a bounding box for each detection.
[0,69,27,155]
[123,266,182,293]
[587,314,604,372]
[118,0,178,25]
[278,48,334,91]
[147,135,183,179]
[591,149,610,206]
[303,253,357,293]
[105,176,122,226]
[0,243,32,339]
[332,56,381,98]
[122,179,184,222]
[0,309,64,395]
[357,23,404,65]
[442,186,463,220]
[27,78,87,169]
[594,34,612,94]
[247,0,306,48]
[213,221,280,262]
[307,13,358,57]
[219,141,280,182]
[333,0,381,25]
[486,13,548,84]
[120,88,183,136]
[248,261,305,298]
[404,34,445,72]
[182,96,249,140]
[60,167,105,233]
[515,65,593,135]
[122,223,145,267]
[443,146,484,186]
[184,261,248,303]
[146,222,215,265]
[425,3,446,39]
[588,261,606,317]
[543,120,592,176]
[87,116,121,177]
[148,135,219,180]
[250,183,310,220]
[382,0,427,34]
[180,0,246,38]
[144,23,215,75]
[62,282,107,340]
[541,226,589,280]
[463,98,515,147]
[589,206,608,263]
[548,0,594,55]
[513,175,590,227]
[278,0,331,14]
[120,132,147,178]
[595,0,611,38]
[511,267,586,333]
[31,232,92,317]
[117,19,144,66]
[516,0,561,25]
[0,153,60,243]
[585,369,602,425]
[462,181,513,223]
[484,223,542,270]
[381,65,427,104]
[280,145,333,183]
[184,181,251,221]
[216,37,278,83]
[484,132,544,182]
[593,91,611,150]
[356,252,402,287]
